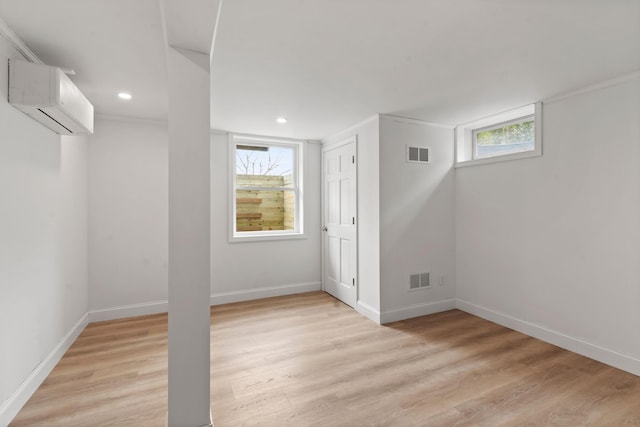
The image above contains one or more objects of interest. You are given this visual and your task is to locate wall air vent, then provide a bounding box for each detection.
[410,274,420,289]
[420,273,430,287]
[407,146,430,163]
[409,272,431,290]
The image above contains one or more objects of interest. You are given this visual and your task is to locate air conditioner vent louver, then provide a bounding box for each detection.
[37,108,74,134]
[407,146,430,163]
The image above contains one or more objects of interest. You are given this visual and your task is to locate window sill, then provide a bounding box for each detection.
[229,232,307,243]
[455,149,541,168]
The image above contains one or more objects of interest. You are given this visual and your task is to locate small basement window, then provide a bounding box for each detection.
[229,134,305,242]
[455,103,542,167]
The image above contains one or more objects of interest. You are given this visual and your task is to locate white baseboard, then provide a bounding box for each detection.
[210,282,322,305]
[88,300,168,323]
[380,299,456,324]
[0,313,88,427]
[456,299,640,377]
[86,283,324,322]
[356,300,381,324]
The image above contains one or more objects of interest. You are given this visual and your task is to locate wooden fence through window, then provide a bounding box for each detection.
[236,174,294,232]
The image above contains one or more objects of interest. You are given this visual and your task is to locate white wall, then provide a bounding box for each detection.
[210,132,322,302]
[88,118,169,315]
[0,39,88,420]
[322,115,456,323]
[456,76,640,374]
[87,123,321,315]
[379,116,455,319]
[322,117,381,316]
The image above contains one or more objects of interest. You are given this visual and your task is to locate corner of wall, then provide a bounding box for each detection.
[455,298,640,377]
[0,35,92,423]
[356,300,381,324]
[0,313,88,426]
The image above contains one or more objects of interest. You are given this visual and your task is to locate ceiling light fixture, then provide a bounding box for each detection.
[118,92,132,100]
[276,117,287,124]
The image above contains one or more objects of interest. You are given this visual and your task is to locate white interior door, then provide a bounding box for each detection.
[322,137,357,308]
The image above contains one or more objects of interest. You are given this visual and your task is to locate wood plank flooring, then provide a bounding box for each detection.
[10,291,640,426]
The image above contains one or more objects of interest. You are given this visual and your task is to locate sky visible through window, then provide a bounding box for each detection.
[236,145,293,176]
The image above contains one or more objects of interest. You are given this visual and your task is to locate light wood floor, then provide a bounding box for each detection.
[11,291,640,426]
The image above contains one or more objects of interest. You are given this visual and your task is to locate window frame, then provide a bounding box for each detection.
[472,114,535,159]
[455,102,542,168]
[228,134,305,243]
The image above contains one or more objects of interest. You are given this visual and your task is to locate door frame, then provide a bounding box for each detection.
[321,135,358,306]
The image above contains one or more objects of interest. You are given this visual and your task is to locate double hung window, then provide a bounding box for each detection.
[229,135,304,241]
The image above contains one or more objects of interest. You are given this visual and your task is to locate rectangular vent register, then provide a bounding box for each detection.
[409,272,430,290]
[407,146,430,163]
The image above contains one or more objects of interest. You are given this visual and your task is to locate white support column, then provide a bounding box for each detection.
[166,46,212,427]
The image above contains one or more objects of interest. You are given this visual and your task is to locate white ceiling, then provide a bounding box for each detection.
[0,0,169,121]
[1,0,639,140]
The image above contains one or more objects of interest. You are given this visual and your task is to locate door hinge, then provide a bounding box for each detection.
[352,278,355,286]
[352,155,355,164]
[352,217,355,225]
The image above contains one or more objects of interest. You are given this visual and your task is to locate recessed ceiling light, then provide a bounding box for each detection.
[276,117,287,124]
[118,92,132,100]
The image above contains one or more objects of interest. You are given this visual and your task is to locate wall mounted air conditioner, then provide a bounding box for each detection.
[8,59,94,135]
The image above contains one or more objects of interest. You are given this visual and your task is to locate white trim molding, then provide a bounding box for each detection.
[456,299,640,377]
[356,300,381,324]
[322,115,379,144]
[379,114,454,130]
[95,113,168,127]
[88,300,169,323]
[542,70,640,105]
[228,134,307,243]
[87,284,325,322]
[455,103,542,168]
[0,313,88,426]
[211,282,322,306]
[380,299,456,324]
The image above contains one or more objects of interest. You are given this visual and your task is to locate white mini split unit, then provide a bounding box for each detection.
[8,59,94,135]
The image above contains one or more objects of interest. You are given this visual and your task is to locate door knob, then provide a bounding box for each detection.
[322,226,328,232]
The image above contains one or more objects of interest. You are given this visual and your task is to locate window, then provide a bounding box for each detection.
[474,115,535,159]
[455,103,542,167]
[229,135,304,242]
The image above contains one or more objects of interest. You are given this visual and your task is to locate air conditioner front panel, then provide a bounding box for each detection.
[8,59,94,135]
[57,70,94,133]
